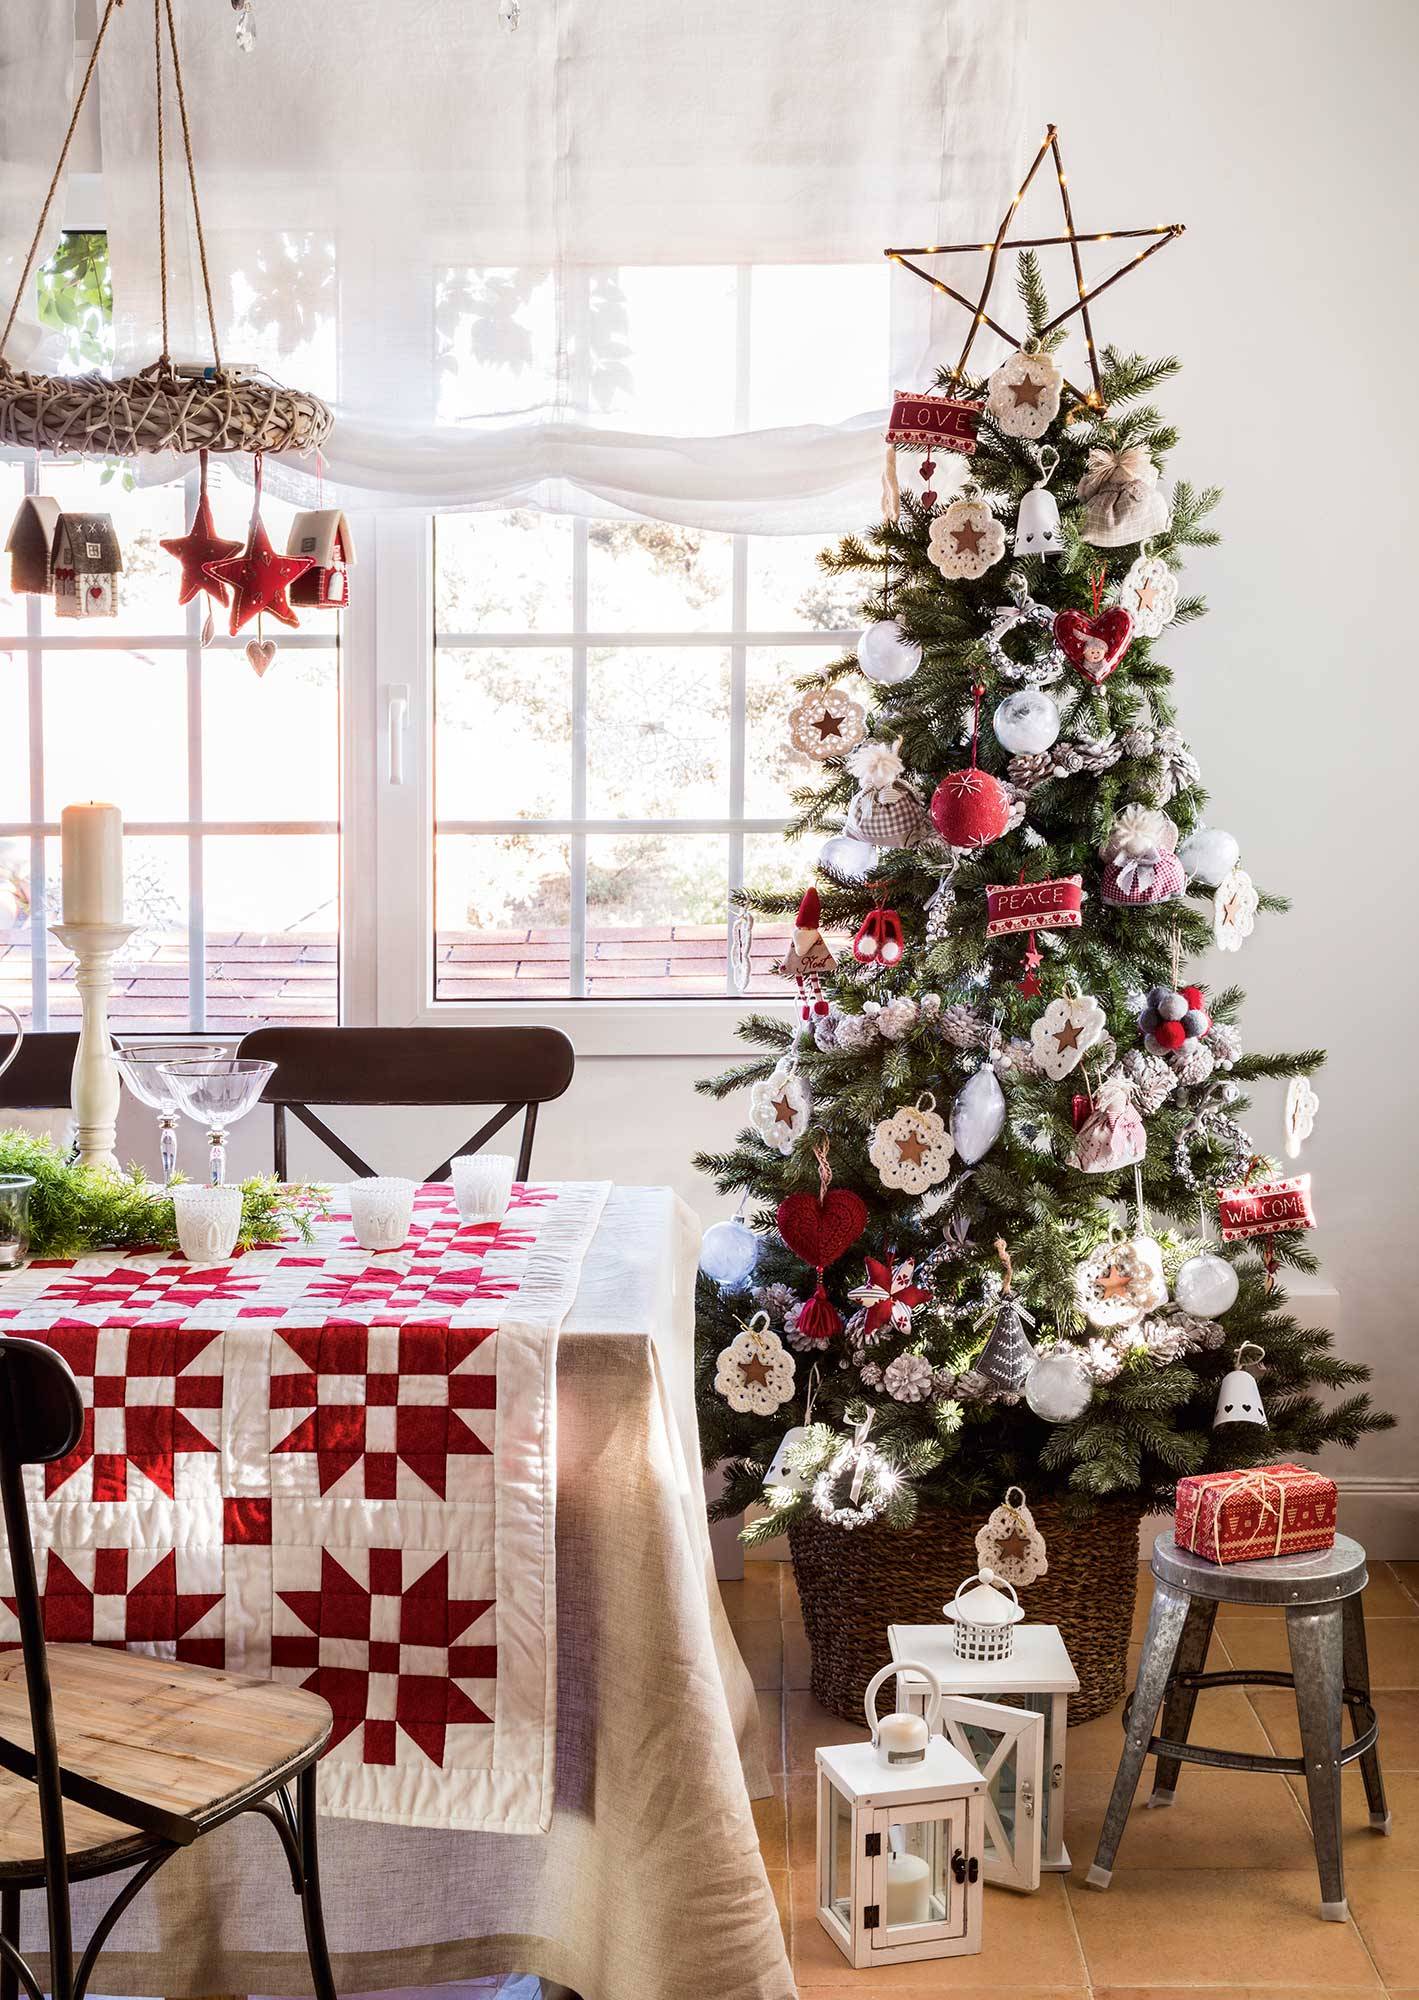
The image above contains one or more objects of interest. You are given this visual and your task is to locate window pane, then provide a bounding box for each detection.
[0,659,29,822]
[745,644,847,818]
[435,648,573,822]
[749,265,890,429]
[587,648,730,818]
[585,832,727,996]
[205,460,342,643]
[204,834,339,1027]
[37,465,188,637]
[435,267,558,429]
[435,831,572,1000]
[435,512,573,634]
[747,532,861,632]
[43,650,188,821]
[0,463,27,635]
[44,833,189,1033]
[0,843,35,1028]
[586,520,733,632]
[741,829,833,998]
[203,646,339,823]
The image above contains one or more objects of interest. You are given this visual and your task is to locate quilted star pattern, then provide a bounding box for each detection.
[6,1546,224,1666]
[36,1325,222,1500]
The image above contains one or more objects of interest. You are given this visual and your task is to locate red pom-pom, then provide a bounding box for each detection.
[793,1280,843,1348]
[1181,985,1206,1010]
[1154,1018,1187,1051]
[929,767,1012,848]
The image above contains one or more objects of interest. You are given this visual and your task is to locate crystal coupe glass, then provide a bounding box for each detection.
[115,1038,236,1181]
[159,1057,276,1185]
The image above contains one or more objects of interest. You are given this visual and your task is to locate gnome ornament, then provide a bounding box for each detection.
[975,1485,1048,1586]
[780,888,835,1019]
[1077,445,1170,548]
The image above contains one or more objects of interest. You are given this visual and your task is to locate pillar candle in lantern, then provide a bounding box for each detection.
[60,802,124,925]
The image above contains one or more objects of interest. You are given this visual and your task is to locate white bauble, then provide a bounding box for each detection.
[1178,826,1240,889]
[698,1219,760,1289]
[992,688,1061,755]
[857,618,922,687]
[950,1066,1006,1165]
[1025,1347,1093,1423]
[1175,1252,1240,1319]
[819,834,879,882]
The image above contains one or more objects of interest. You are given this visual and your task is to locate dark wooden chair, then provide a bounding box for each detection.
[0,1035,77,1111]
[0,1336,336,2000]
[239,1026,576,1182]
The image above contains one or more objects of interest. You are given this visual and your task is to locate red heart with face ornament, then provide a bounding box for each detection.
[776,1188,869,1271]
[1054,606,1134,685]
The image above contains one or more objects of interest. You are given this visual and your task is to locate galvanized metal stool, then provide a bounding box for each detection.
[1086,1530,1388,1921]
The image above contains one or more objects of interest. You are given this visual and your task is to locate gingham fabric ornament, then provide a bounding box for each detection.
[869,1093,955,1194]
[780,887,835,1020]
[714,1314,796,1416]
[749,1058,812,1156]
[975,1485,1048,1586]
[1069,1072,1147,1173]
[1119,552,1179,637]
[788,685,867,761]
[844,737,929,849]
[928,492,1007,581]
[1030,989,1107,1080]
[848,1255,932,1339]
[987,347,1064,440]
[1100,805,1185,908]
[983,588,1068,686]
[1077,445,1170,548]
[1214,865,1258,951]
[1285,1075,1319,1159]
[1074,1234,1168,1329]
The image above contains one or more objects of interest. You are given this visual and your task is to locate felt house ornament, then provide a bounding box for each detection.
[4,496,61,595]
[52,513,122,619]
[286,510,354,608]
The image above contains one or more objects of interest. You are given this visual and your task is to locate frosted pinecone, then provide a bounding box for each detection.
[932,1367,958,1398]
[859,1360,884,1389]
[1120,724,1156,759]
[1083,1336,1126,1384]
[1008,750,1055,790]
[953,1368,1000,1403]
[1121,1047,1179,1115]
[752,1281,799,1323]
[875,995,919,1040]
[883,1353,935,1402]
[1158,727,1201,793]
[1073,732,1121,774]
[919,993,942,1024]
[1209,1022,1242,1069]
[813,1011,840,1052]
[834,1011,879,1052]
[1171,1041,1215,1086]
[939,1002,985,1048]
[1135,1317,1193,1364]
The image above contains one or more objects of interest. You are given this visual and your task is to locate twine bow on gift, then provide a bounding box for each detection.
[1208,1466,1289,1563]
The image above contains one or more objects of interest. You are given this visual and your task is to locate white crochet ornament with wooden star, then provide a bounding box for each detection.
[749,1058,812,1157]
[788,684,867,761]
[1214,864,1258,952]
[928,495,1007,582]
[714,1316,796,1416]
[986,348,1064,441]
[869,1093,955,1195]
[975,1484,1049,1586]
[1030,990,1108,1081]
[1284,1074,1319,1159]
[1074,1234,1169,1330]
[1118,553,1179,638]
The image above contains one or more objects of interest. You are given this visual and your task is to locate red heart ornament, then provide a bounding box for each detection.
[1054,606,1134,685]
[777,1187,868,1272]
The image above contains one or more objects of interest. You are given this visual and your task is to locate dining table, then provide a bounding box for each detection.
[0,1181,793,2000]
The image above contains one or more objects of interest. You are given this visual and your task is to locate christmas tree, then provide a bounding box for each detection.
[694,241,1392,1559]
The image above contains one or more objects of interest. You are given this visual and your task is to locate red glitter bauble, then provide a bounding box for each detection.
[929,766,1012,848]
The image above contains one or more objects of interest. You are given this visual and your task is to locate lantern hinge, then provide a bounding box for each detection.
[864,1832,882,1856]
[862,1904,880,1930]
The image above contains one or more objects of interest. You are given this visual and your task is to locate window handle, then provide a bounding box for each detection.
[384,683,410,786]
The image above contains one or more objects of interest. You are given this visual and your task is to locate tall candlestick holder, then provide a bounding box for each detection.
[49,921,135,1171]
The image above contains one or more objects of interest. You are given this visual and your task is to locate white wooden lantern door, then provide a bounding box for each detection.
[865,1798,979,1962]
[939,1693,1044,1892]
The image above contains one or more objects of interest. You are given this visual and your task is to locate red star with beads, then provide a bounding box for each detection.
[160,487,243,608]
[204,518,313,634]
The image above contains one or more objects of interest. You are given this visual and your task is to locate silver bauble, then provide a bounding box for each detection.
[1178,826,1240,889]
[1024,1347,1094,1423]
[818,834,879,882]
[857,618,922,687]
[992,688,1061,755]
[951,1066,1006,1165]
[1175,1252,1240,1319]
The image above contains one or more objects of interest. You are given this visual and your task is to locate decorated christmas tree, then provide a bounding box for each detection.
[693,135,1391,1716]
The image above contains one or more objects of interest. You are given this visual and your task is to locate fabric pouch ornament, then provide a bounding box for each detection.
[869,1092,955,1195]
[788,685,867,761]
[844,737,929,850]
[780,887,835,1020]
[714,1312,796,1416]
[928,489,1007,582]
[1077,445,1170,548]
[1069,1071,1147,1173]
[975,1484,1048,1586]
[1118,551,1179,637]
[1030,988,1107,1080]
[750,1057,812,1157]
[1100,804,1185,908]
[987,347,1063,441]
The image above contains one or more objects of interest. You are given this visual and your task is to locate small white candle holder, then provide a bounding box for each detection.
[452,1151,516,1223]
[49,921,136,1171]
[172,1183,243,1265]
[348,1176,416,1251]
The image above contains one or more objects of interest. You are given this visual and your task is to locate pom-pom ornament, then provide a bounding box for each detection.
[1069,1073,1147,1173]
[1077,446,1170,548]
[1024,1346,1094,1424]
[987,348,1063,440]
[699,1216,760,1288]
[1075,1235,1167,1329]
[951,1065,1006,1164]
[1213,1342,1268,1429]
[974,1485,1048,1586]
[1118,552,1179,637]
[928,493,1006,581]
[714,1314,796,1417]
[993,687,1060,755]
[1054,605,1134,686]
[1137,981,1212,1063]
[1175,1252,1240,1319]
[788,685,866,761]
[856,618,921,687]
[749,1058,811,1156]
[1178,826,1240,888]
[1214,865,1259,952]
[1030,990,1107,1080]
[869,1094,955,1194]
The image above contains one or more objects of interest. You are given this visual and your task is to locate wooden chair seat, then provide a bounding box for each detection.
[0,1645,331,1879]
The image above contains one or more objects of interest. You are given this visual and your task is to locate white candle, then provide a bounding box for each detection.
[885,1852,931,1927]
[61,802,124,924]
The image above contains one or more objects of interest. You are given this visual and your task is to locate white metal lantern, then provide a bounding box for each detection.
[944,1566,1024,1663]
[890,1619,1081,1882]
[814,1660,986,1969]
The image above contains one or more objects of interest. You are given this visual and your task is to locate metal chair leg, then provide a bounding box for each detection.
[1288,1602,1348,1920]
[1148,1596,1218,1806]
[1086,1577,1192,1889]
[295,1765,338,2000]
[1,1887,19,2000]
[1341,1594,1389,1832]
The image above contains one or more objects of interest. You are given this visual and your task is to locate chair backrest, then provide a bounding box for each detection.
[0,1033,78,1110]
[238,1026,575,1182]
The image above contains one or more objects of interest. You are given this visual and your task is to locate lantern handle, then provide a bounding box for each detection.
[949,1566,1021,1614]
[865,1659,941,1742]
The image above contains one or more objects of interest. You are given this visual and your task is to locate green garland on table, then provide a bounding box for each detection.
[0,1129,330,1259]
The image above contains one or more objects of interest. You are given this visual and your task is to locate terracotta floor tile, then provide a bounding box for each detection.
[794,1990,1084,1999]
[1347,1868,1419,1985]
[791,1872,1086,1988]
[1282,1768,1417,1873]
[763,1864,792,1941]
[718,1565,783,1620]
[730,1615,784,1690]
[753,1776,788,1872]
[1250,1687,1419,1769]
[782,1563,801,1614]
[756,1688,786,1773]
[1067,1687,1270,1775]
[784,1616,813,1689]
[1092,1990,1372,1999]
[787,1771,817,1872]
[1064,1768,1316,1872]
[1389,1561,1419,1606]
[786,1690,866,1771]
[1220,1615,1419,1688]
[1064,1867,1380,1985]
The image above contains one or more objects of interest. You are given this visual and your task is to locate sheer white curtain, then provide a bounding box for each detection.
[74,0,1022,526]
[0,3,84,367]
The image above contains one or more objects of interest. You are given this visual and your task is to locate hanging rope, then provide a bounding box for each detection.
[161,0,224,373]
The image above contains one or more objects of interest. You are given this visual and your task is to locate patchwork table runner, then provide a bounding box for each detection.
[0,1179,612,1835]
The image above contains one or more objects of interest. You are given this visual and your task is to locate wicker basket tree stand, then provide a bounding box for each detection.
[789,1494,1142,1725]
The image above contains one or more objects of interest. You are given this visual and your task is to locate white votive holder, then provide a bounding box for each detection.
[452,1151,516,1223]
[348,1176,416,1251]
[172,1183,243,1265]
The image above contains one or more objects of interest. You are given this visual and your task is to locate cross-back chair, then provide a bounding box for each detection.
[0,1336,337,2000]
[239,1026,575,1182]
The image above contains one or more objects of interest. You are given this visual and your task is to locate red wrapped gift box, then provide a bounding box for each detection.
[1175,1462,1337,1566]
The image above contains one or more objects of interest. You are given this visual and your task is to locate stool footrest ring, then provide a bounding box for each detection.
[1122,1670,1378,1779]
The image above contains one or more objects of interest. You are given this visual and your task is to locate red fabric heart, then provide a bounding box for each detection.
[1054,606,1134,685]
[777,1187,868,1272]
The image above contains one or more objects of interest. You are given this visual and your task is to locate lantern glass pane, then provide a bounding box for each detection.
[960,1721,1018,1850]
[879,1810,957,1941]
[824,1780,854,1933]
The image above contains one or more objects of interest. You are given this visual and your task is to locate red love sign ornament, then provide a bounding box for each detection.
[1054,606,1134,685]
[776,1187,868,1272]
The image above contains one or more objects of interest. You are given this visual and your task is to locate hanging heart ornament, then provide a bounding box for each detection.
[1053,606,1134,686]
[776,1186,868,1271]
[246,637,278,677]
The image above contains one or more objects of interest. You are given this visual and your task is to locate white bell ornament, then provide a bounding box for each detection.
[1012,445,1065,558]
[857,618,922,687]
[1175,1251,1240,1319]
[1213,1341,1268,1428]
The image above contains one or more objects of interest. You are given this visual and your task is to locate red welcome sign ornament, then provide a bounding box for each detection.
[1217,1175,1316,1242]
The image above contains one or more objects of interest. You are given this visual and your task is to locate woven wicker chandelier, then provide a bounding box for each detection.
[0,0,332,460]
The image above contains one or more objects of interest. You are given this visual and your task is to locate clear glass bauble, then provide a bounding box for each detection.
[698,1218,761,1288]
[951,1066,1006,1165]
[856,618,922,687]
[819,834,879,882]
[1175,1252,1240,1319]
[1177,826,1240,888]
[992,688,1060,755]
[1024,1347,1094,1423]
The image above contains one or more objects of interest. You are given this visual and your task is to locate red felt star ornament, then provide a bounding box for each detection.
[204,518,313,634]
[160,487,244,608]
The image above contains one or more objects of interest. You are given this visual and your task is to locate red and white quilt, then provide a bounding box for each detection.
[0,1179,611,1835]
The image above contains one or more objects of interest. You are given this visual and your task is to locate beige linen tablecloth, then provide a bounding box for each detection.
[33,1188,793,2000]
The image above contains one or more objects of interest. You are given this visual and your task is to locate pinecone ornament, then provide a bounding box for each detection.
[1121,1047,1179,1115]
[939,1002,986,1049]
[1008,750,1056,791]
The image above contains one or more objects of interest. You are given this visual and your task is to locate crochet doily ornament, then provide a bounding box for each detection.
[788,685,867,761]
[1284,1074,1319,1159]
[1214,865,1259,952]
[987,348,1063,441]
[975,1485,1048,1586]
[1029,990,1107,1081]
[1118,552,1179,637]
[1069,1073,1147,1173]
[749,1059,812,1157]
[714,1317,796,1416]
[1077,446,1170,548]
[1074,1234,1168,1329]
[869,1094,955,1194]
[929,496,1007,581]
[1054,605,1134,686]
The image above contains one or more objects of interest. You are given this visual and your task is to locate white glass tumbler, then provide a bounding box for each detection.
[348,1176,416,1251]
[172,1183,243,1264]
[452,1152,516,1223]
